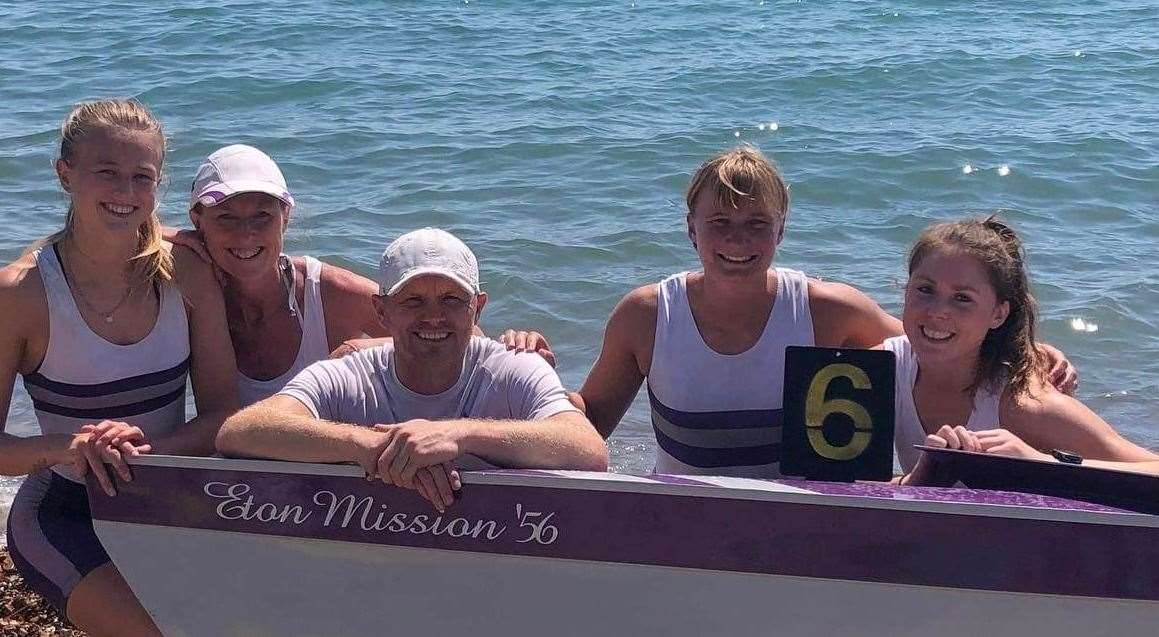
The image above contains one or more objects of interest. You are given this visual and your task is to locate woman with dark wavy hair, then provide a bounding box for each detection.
[890,217,1157,484]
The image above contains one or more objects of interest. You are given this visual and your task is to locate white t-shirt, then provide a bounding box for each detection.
[279,336,577,425]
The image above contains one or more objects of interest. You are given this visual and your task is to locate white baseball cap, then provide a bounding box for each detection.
[378,228,481,297]
[189,144,295,210]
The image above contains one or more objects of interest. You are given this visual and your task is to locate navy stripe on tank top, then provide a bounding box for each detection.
[24,357,189,420]
[648,385,783,468]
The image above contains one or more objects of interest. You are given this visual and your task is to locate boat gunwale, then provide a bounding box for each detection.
[120,455,1159,528]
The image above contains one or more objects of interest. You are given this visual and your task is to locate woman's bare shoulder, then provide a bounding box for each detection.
[1001,379,1093,431]
[0,253,46,301]
[0,253,49,338]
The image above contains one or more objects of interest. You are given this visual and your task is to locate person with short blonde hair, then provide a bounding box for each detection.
[573,145,898,476]
[683,144,791,230]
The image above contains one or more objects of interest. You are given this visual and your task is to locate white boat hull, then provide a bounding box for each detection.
[88,457,1159,637]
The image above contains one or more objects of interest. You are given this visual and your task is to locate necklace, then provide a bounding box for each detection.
[76,283,135,323]
[226,255,298,332]
[56,242,136,323]
[280,254,299,319]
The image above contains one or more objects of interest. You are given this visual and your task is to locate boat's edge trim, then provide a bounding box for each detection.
[128,455,1158,527]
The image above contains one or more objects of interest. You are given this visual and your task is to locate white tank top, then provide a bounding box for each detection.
[236,256,331,406]
[22,246,190,482]
[883,335,1003,472]
[648,268,815,477]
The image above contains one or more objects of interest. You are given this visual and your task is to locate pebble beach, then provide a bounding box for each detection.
[1,548,84,636]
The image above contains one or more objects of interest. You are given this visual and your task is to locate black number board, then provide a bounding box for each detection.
[781,346,896,482]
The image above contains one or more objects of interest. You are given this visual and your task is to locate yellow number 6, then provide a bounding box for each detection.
[804,363,873,461]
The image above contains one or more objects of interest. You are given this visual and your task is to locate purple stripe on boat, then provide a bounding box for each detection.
[88,465,1159,602]
[795,480,1130,513]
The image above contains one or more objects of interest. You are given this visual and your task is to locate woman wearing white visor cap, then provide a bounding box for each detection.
[170,144,389,405]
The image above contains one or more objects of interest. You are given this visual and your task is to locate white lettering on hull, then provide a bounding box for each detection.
[202,482,547,545]
[204,482,314,525]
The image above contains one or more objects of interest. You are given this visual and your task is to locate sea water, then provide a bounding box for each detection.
[1,0,1157,532]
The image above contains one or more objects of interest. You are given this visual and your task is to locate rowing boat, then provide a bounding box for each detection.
[88,454,1159,636]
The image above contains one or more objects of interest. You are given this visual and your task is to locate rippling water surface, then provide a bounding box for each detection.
[2,0,1157,521]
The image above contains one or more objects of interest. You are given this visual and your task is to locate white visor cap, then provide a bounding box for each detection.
[379,228,481,297]
[190,144,295,210]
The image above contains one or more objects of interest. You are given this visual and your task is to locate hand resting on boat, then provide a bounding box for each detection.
[216,393,608,512]
[361,433,501,511]
[70,420,152,496]
[370,411,605,510]
[908,426,1159,481]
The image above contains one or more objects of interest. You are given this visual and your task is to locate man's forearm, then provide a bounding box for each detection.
[216,403,369,464]
[457,414,607,471]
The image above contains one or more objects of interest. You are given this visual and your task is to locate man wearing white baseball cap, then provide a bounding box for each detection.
[216,228,608,510]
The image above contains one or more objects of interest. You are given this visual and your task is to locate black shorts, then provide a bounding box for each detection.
[6,469,111,615]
